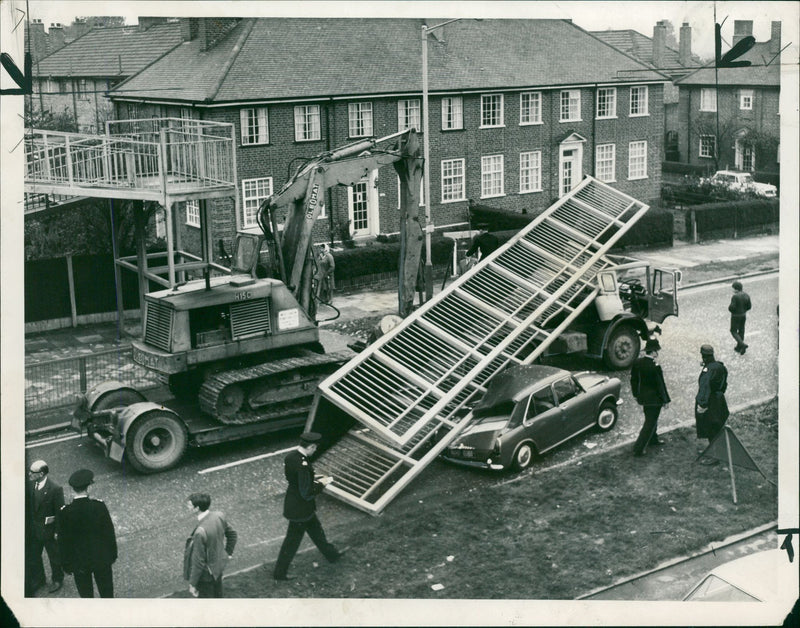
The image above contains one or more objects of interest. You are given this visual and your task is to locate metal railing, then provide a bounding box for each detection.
[25,347,161,413]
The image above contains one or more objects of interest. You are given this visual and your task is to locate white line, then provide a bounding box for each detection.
[197,446,296,474]
[25,433,82,449]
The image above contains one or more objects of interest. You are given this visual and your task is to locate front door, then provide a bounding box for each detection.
[348,169,379,237]
[559,144,583,196]
[735,139,755,171]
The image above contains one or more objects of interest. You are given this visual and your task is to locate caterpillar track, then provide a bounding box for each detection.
[198,350,355,425]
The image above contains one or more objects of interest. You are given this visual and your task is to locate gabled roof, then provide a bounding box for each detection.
[34,23,184,78]
[676,41,780,87]
[110,18,666,105]
[590,29,689,70]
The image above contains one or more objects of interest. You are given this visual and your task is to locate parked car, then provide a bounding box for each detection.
[442,365,621,471]
[683,549,798,603]
[702,170,778,198]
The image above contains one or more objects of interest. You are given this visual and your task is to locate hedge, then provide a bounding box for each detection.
[662,161,713,177]
[693,199,779,237]
[332,236,454,281]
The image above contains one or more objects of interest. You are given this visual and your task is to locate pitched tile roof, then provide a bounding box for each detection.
[111,18,666,104]
[590,29,687,70]
[34,23,184,78]
[676,41,780,87]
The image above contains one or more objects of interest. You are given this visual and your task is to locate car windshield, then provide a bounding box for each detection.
[740,174,754,184]
[685,575,759,602]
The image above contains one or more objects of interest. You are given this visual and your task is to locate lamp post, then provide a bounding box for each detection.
[421,18,462,301]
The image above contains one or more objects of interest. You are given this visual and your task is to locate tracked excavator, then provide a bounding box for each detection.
[72,130,423,473]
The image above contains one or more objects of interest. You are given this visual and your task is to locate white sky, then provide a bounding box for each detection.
[25,1,797,61]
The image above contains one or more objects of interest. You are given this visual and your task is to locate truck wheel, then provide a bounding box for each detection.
[596,401,618,432]
[603,326,640,370]
[125,411,187,473]
[512,441,535,472]
[92,389,146,412]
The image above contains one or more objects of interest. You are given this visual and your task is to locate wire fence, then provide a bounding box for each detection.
[25,347,162,413]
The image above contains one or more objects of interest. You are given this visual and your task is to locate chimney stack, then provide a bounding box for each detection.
[139,16,168,31]
[652,20,666,69]
[48,23,66,53]
[769,21,781,54]
[679,22,692,66]
[26,19,48,62]
[732,20,753,46]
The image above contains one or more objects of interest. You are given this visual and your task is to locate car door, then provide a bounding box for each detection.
[522,385,561,452]
[648,267,681,322]
[552,375,585,443]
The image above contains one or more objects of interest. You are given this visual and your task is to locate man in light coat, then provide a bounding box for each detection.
[184,493,238,598]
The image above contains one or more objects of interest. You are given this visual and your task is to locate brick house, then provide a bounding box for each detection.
[30,18,183,133]
[674,20,781,175]
[108,17,667,256]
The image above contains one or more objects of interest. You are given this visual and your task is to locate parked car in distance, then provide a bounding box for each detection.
[442,365,621,472]
[702,170,778,198]
[683,549,798,603]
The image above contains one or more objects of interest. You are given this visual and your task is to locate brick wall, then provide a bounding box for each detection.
[34,77,116,132]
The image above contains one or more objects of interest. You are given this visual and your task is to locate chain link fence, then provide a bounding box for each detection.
[25,347,161,413]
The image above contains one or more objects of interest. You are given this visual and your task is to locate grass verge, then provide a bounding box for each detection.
[175,398,778,599]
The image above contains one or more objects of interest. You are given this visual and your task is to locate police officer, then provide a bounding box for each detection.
[56,469,118,597]
[695,345,729,462]
[630,339,670,456]
[273,432,345,581]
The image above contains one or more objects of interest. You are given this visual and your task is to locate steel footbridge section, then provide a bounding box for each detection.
[308,176,650,515]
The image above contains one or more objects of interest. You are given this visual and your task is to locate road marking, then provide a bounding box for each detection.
[198,446,296,474]
[25,433,82,449]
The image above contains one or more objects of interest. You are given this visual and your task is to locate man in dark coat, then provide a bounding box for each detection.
[695,345,729,459]
[25,460,64,595]
[184,492,238,598]
[465,225,499,260]
[630,339,671,456]
[273,432,345,581]
[728,280,752,354]
[56,469,117,597]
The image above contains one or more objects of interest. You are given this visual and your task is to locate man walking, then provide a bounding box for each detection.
[465,224,500,261]
[728,280,752,354]
[630,339,670,457]
[25,460,64,595]
[695,345,729,463]
[273,432,345,581]
[184,493,238,598]
[56,469,117,597]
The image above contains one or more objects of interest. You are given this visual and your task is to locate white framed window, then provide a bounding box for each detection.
[519,151,542,193]
[180,106,195,120]
[699,135,716,158]
[627,141,648,180]
[397,175,425,207]
[441,97,463,130]
[595,144,616,182]
[596,87,616,119]
[629,86,649,116]
[397,99,421,131]
[520,92,542,125]
[348,102,373,137]
[240,107,269,145]
[294,105,321,141]
[441,159,465,203]
[560,90,581,122]
[739,89,753,110]
[76,78,88,96]
[185,200,200,228]
[700,88,717,112]
[241,177,273,228]
[481,94,504,128]
[481,155,504,198]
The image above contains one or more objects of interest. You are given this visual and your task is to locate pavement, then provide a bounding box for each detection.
[24,234,779,365]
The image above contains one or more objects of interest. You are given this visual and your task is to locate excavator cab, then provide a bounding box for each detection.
[230,233,277,279]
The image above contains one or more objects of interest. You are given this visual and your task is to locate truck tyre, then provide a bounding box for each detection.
[603,325,640,370]
[125,411,188,473]
[511,441,535,472]
[92,389,146,412]
[596,401,618,432]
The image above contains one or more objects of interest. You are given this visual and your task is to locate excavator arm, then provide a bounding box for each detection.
[257,129,423,318]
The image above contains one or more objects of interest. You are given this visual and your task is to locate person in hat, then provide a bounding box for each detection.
[56,469,117,597]
[184,492,238,598]
[273,432,346,581]
[465,224,499,261]
[728,280,752,354]
[630,338,671,456]
[695,345,729,460]
[315,243,336,302]
[25,459,64,595]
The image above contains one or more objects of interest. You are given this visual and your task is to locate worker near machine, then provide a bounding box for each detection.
[728,280,752,354]
[465,224,499,260]
[315,243,335,302]
[630,339,670,457]
[25,459,65,595]
[695,345,729,463]
[273,432,346,581]
[56,469,117,597]
[184,493,238,598]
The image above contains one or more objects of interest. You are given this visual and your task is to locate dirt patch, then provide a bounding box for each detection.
[681,252,779,286]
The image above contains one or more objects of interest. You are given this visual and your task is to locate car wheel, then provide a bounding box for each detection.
[603,325,640,370]
[512,442,535,472]
[125,411,188,473]
[596,401,618,432]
